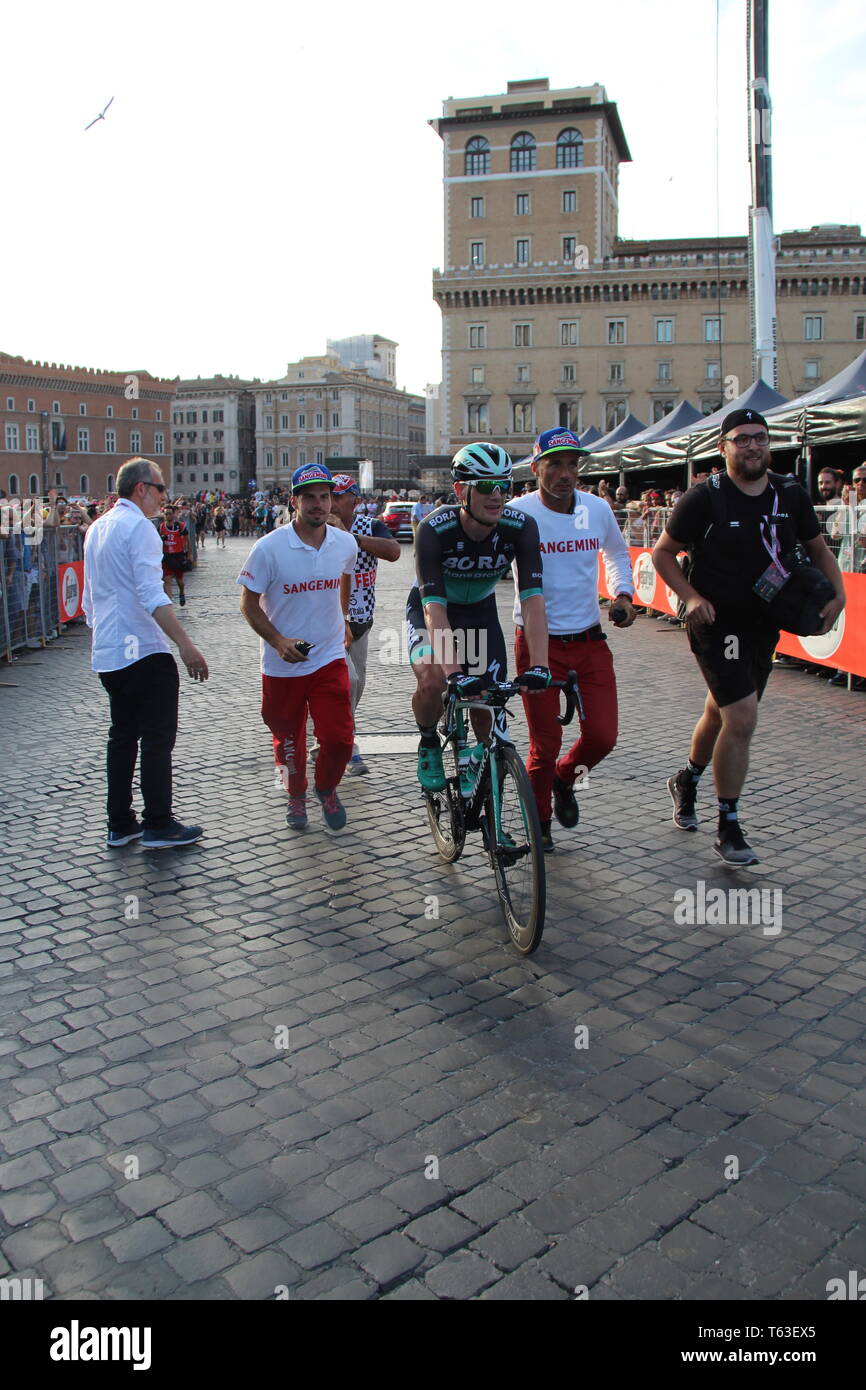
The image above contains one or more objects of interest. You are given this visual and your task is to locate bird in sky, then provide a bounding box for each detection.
[84,97,114,131]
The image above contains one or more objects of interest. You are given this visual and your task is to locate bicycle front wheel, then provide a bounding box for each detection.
[485,744,545,955]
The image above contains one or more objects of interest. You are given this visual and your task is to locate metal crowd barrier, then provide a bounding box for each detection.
[606,500,865,684]
[611,503,862,576]
[1,525,85,661]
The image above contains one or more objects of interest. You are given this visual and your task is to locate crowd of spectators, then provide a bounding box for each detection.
[2,459,864,676]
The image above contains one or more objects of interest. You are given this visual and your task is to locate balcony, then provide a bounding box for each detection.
[434,259,593,282]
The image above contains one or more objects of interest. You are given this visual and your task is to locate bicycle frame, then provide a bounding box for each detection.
[427,671,580,955]
[438,670,580,833]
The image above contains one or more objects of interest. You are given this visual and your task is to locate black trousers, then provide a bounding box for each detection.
[99,653,179,830]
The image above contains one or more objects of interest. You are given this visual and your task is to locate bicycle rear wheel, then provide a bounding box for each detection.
[485,745,545,954]
[425,747,466,863]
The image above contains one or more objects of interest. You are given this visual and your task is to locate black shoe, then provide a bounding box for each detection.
[552,774,579,829]
[667,771,698,831]
[179,591,186,607]
[107,821,143,848]
[142,821,204,850]
[539,820,555,853]
[713,821,760,866]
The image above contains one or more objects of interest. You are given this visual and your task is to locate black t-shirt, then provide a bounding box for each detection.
[667,472,820,614]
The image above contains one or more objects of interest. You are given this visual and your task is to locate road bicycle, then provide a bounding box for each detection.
[424,671,581,956]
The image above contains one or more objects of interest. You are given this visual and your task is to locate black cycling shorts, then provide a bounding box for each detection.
[688,613,780,708]
[405,586,507,683]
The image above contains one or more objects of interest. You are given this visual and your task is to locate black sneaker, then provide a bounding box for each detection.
[552,774,579,829]
[539,820,555,853]
[142,821,204,850]
[286,796,308,830]
[713,821,760,866]
[179,591,186,607]
[667,771,698,831]
[107,822,143,848]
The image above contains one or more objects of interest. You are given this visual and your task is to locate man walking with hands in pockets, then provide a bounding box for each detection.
[238,464,358,833]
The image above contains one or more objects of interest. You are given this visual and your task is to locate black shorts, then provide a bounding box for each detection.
[405,586,507,682]
[688,613,780,708]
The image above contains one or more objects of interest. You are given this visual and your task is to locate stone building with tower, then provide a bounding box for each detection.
[431,78,866,453]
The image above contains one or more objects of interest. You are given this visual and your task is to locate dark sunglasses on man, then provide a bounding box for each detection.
[472,480,511,494]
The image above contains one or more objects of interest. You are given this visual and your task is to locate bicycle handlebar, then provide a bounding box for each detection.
[445,670,583,726]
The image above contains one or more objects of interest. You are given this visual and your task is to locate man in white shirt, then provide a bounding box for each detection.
[238,464,358,833]
[511,429,636,850]
[82,457,209,850]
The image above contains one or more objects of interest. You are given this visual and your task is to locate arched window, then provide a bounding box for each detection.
[29,473,38,495]
[8,473,19,495]
[464,136,490,176]
[557,128,584,169]
[80,474,89,494]
[510,132,536,173]
[106,474,115,492]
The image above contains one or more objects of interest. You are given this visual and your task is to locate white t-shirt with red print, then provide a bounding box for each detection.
[237,522,358,678]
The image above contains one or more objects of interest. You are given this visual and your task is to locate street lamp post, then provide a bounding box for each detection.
[40,411,50,495]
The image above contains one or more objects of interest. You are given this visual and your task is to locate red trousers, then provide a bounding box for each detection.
[262,660,353,797]
[515,628,619,822]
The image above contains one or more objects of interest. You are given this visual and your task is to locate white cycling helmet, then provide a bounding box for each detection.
[451,441,513,483]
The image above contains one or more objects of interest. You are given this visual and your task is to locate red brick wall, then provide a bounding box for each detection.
[0,353,175,498]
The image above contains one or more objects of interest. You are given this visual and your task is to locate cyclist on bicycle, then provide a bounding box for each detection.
[408,442,551,791]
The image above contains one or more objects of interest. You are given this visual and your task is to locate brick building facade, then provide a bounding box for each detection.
[0,353,175,498]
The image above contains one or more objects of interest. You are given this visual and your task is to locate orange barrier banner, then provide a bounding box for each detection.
[599,549,866,678]
[58,561,84,621]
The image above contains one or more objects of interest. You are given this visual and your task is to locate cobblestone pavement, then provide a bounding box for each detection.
[1,536,864,1302]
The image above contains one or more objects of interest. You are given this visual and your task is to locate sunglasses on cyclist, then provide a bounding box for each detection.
[471,480,511,494]
[142,481,167,494]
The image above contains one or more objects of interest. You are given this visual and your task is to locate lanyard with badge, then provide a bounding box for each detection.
[752,483,790,602]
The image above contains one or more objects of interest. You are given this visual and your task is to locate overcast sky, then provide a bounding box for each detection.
[4,0,865,395]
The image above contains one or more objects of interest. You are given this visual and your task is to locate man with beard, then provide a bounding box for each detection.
[510,428,635,852]
[652,410,845,866]
[237,464,357,833]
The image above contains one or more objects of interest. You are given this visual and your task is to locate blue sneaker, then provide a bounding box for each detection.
[316,788,347,832]
[107,822,143,848]
[142,821,204,850]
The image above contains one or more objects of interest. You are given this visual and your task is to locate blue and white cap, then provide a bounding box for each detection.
[532,428,588,460]
[291,463,334,492]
